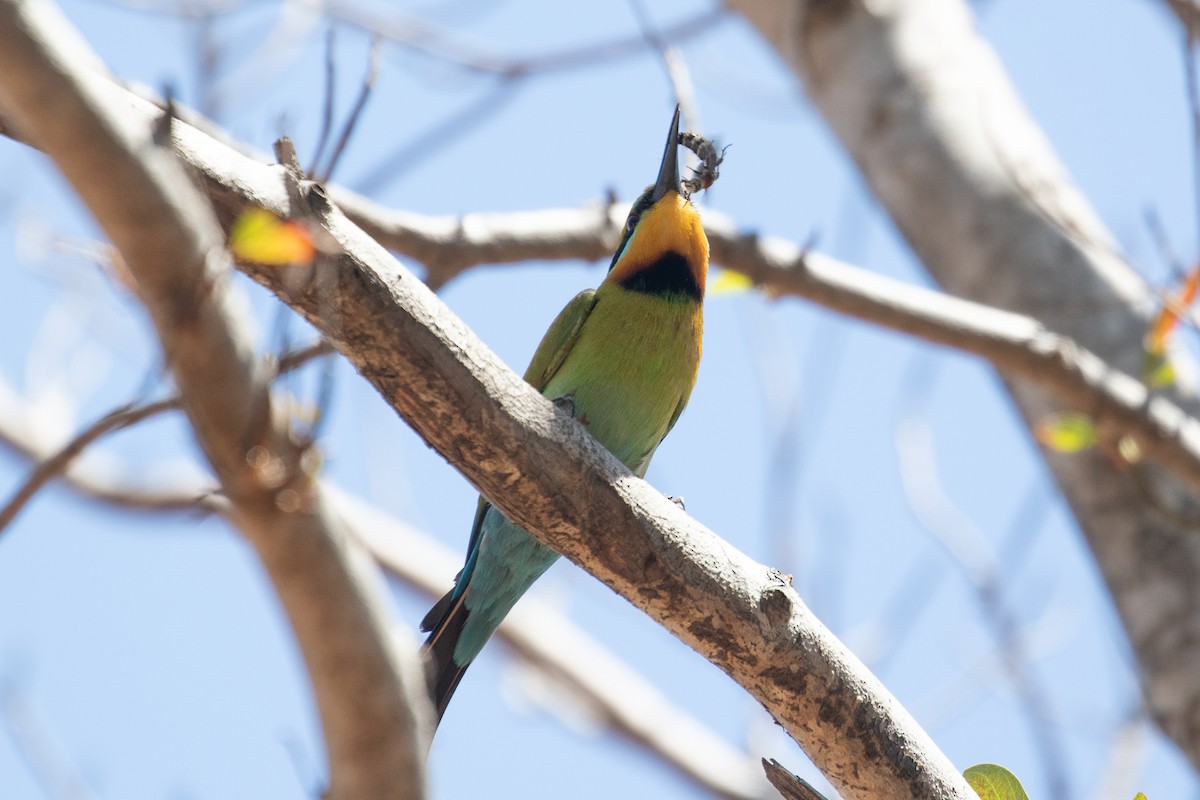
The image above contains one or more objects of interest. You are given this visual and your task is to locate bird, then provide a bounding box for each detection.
[420,105,709,723]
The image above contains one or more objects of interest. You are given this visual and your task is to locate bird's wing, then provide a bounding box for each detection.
[628,390,692,478]
[455,495,491,600]
[663,391,690,441]
[522,288,599,391]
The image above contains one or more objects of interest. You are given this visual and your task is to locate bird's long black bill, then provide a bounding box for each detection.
[650,105,681,203]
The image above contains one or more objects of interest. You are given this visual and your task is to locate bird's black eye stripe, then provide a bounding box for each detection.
[623,189,655,233]
[608,187,657,273]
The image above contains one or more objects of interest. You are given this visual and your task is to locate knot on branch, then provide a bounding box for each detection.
[758,570,796,630]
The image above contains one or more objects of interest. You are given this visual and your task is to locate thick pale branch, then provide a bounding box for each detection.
[329,189,623,287]
[0,2,430,798]
[709,233,1200,495]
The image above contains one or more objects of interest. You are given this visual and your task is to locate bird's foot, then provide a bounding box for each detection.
[552,395,577,419]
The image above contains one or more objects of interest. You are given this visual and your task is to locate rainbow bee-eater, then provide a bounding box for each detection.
[421,106,709,722]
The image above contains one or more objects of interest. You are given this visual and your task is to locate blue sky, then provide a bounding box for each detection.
[1,1,1197,799]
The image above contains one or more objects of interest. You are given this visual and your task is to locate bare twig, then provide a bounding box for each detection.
[1184,36,1200,243]
[92,0,254,16]
[309,26,337,175]
[762,759,829,800]
[353,81,517,195]
[0,395,183,531]
[0,340,332,533]
[629,0,700,130]
[326,2,726,79]
[0,678,99,800]
[317,35,379,184]
[327,3,722,195]
[1144,207,1187,281]
[191,7,221,119]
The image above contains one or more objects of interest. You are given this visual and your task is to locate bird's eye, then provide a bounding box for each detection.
[625,214,640,233]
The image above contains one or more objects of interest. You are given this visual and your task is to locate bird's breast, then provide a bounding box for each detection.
[541,286,702,475]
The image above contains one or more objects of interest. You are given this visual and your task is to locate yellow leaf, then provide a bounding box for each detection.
[708,269,754,296]
[1133,793,1149,800]
[1141,348,1176,389]
[1035,412,1098,453]
[229,208,315,266]
[964,764,1030,800]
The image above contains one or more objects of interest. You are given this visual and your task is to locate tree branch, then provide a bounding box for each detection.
[0,3,430,798]
[0,372,220,513]
[762,759,829,800]
[0,394,208,528]
[0,341,331,531]
[1165,0,1200,41]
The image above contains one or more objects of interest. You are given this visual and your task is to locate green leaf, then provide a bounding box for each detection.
[1034,412,1098,453]
[1133,793,1148,800]
[964,764,1030,800]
